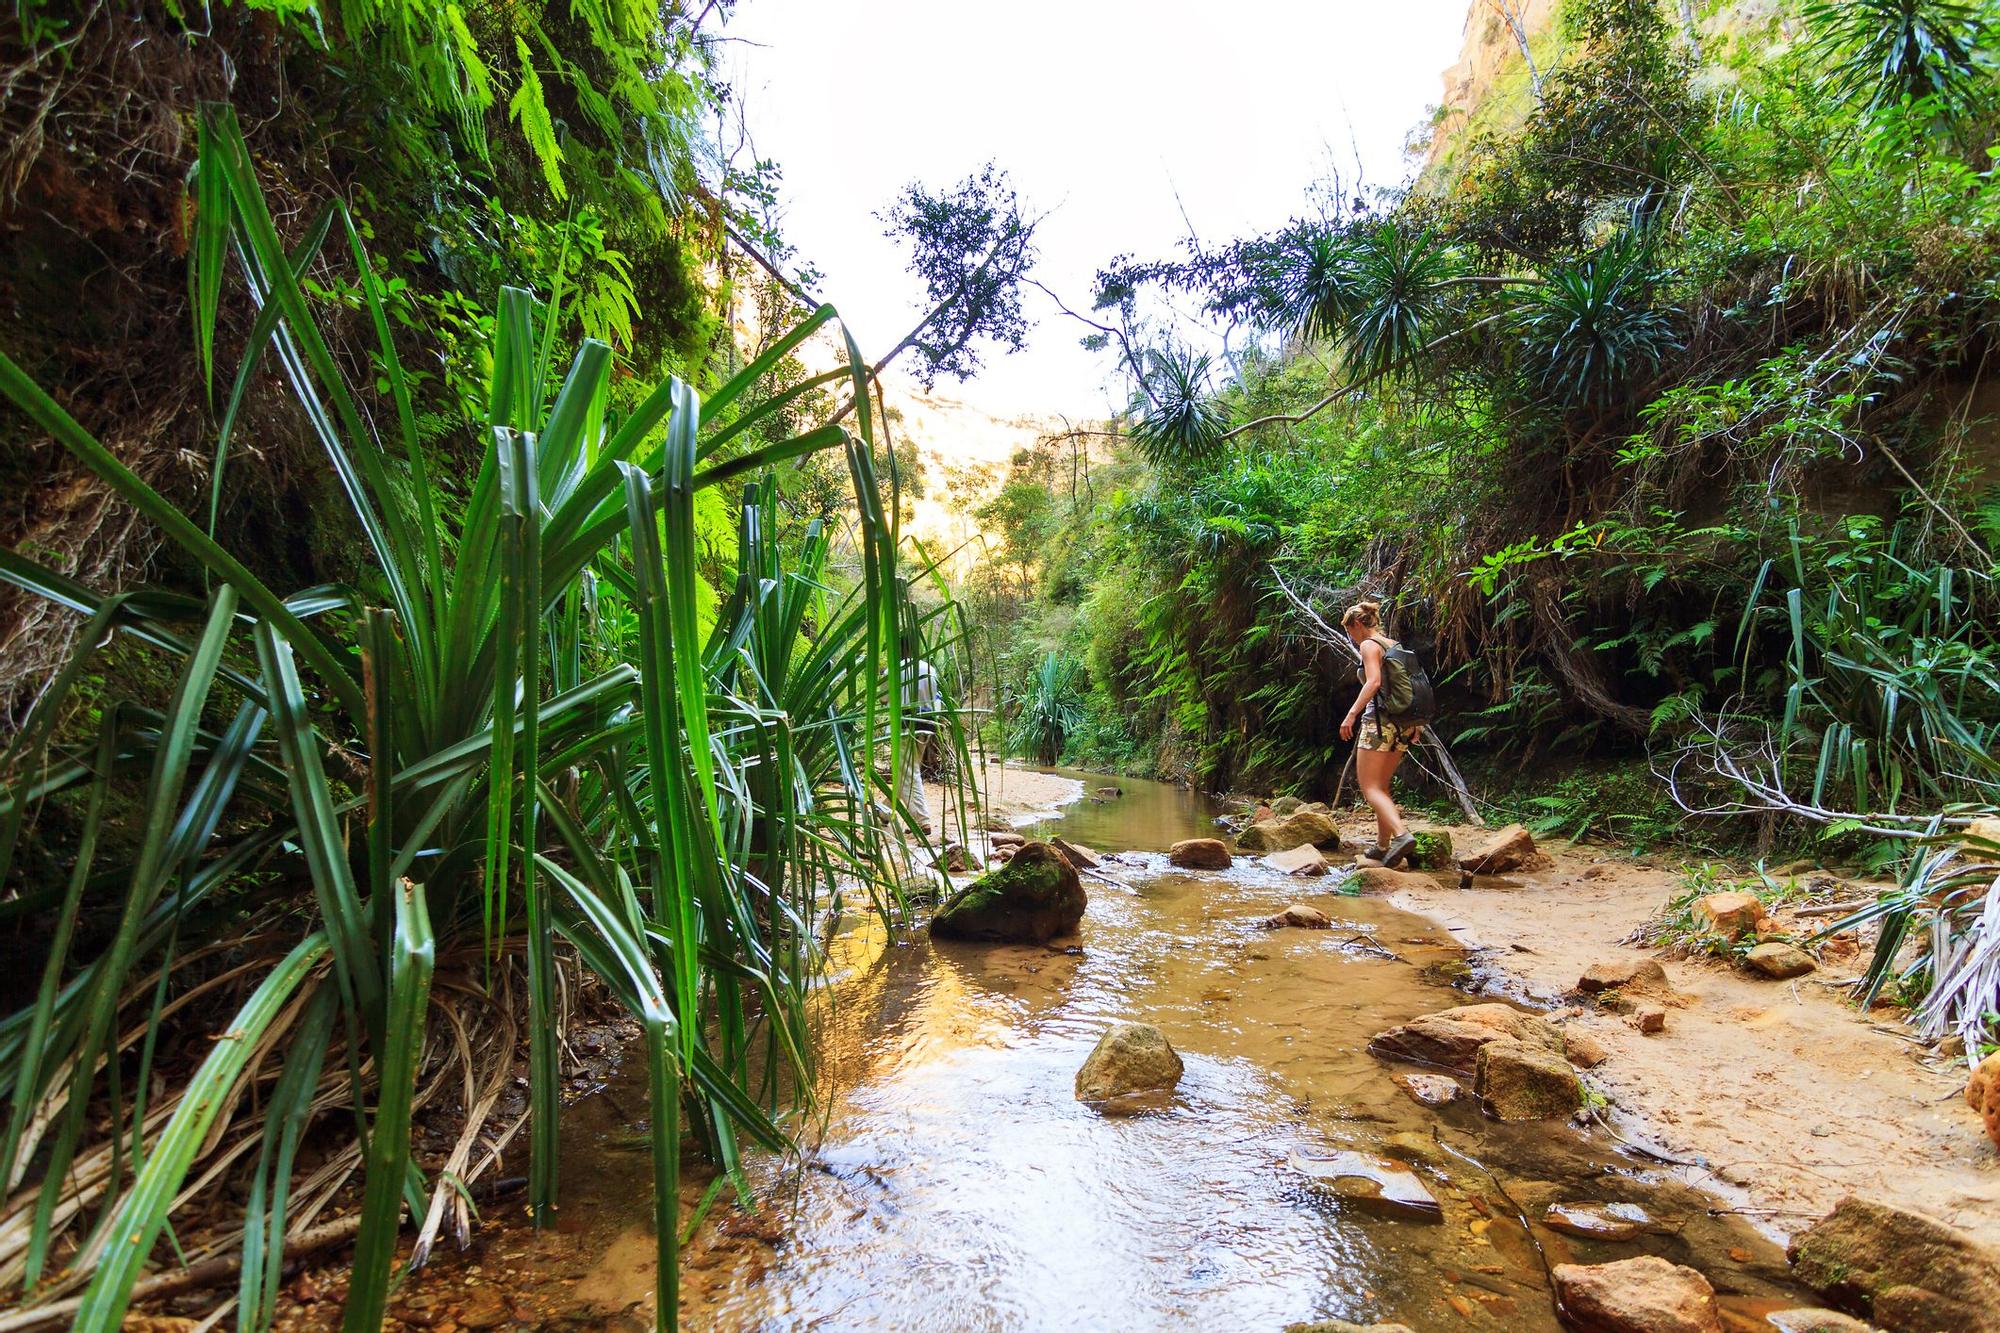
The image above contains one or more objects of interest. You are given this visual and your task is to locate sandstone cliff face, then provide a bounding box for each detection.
[1418,0,1792,190]
[1421,0,1562,186]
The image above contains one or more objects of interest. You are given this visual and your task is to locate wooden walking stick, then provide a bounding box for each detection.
[1271,566,1484,827]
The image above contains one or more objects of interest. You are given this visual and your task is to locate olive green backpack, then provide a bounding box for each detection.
[1377,641,1435,723]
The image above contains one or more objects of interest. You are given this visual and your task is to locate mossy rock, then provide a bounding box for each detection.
[929,842,1086,944]
[1474,1038,1582,1121]
[1787,1197,2000,1330]
[1405,830,1454,870]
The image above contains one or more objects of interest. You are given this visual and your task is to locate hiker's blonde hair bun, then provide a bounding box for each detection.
[1341,600,1381,630]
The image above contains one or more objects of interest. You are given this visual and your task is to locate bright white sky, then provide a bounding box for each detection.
[722,0,1468,421]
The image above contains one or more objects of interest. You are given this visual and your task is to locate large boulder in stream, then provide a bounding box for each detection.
[1050,836,1102,871]
[1074,1022,1183,1108]
[1261,903,1332,930]
[1474,1038,1581,1120]
[1787,1196,2000,1331]
[1368,1002,1564,1074]
[1236,809,1341,854]
[1264,843,1328,877]
[1550,1256,1722,1333]
[1458,822,1550,875]
[929,842,1085,944]
[1168,837,1232,870]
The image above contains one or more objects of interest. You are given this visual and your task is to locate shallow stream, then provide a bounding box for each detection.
[511,772,1813,1329]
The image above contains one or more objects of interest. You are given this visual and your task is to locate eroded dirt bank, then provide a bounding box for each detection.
[1374,818,2000,1245]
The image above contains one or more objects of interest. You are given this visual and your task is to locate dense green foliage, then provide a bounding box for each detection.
[974,0,2000,844]
[0,0,747,709]
[1009,652,1087,765]
[0,96,974,1332]
[954,0,2000,1053]
[0,4,1059,1318]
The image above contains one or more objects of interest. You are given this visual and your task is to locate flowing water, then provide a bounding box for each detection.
[492,772,1812,1330]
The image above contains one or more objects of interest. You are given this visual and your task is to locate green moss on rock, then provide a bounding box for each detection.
[1474,1038,1581,1121]
[1787,1197,2000,1330]
[1406,830,1455,870]
[929,842,1086,944]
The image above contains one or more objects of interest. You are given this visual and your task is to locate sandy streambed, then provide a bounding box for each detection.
[373,775,1829,1331]
[260,773,1983,1331]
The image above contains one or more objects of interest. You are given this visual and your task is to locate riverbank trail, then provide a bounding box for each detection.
[1373,817,1998,1245]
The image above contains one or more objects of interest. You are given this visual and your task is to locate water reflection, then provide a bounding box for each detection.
[565,770,1809,1329]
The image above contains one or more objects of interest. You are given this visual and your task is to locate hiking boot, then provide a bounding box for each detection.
[1379,832,1417,869]
[1360,844,1388,862]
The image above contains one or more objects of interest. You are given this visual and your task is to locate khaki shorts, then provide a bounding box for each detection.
[1359,714,1423,754]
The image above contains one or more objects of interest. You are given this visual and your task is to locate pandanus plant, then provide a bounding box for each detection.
[1123,221,1680,454]
[0,104,966,1330]
[1010,653,1086,767]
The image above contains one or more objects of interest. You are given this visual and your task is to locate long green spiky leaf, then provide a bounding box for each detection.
[197,104,439,704]
[209,203,336,544]
[253,623,383,1042]
[0,713,119,1195]
[540,858,681,1331]
[499,426,560,1224]
[618,462,703,1045]
[342,883,434,1333]
[72,934,327,1329]
[24,586,240,1287]
[188,115,230,401]
[239,987,336,1333]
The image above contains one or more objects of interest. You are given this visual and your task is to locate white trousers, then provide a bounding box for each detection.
[895,732,932,828]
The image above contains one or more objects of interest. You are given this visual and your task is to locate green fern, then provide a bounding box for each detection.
[510,36,568,201]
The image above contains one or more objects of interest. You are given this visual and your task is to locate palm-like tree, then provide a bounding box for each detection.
[1805,0,1998,117]
[1011,653,1086,766]
[1513,235,1681,408]
[1131,346,1230,466]
[1267,225,1363,345]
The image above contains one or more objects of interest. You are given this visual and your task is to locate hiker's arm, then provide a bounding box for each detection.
[1341,641,1384,740]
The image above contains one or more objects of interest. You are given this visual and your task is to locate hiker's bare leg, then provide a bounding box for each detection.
[1357,747,1407,845]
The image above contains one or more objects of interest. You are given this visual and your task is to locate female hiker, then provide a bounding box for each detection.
[1338,600,1433,868]
[896,632,942,836]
